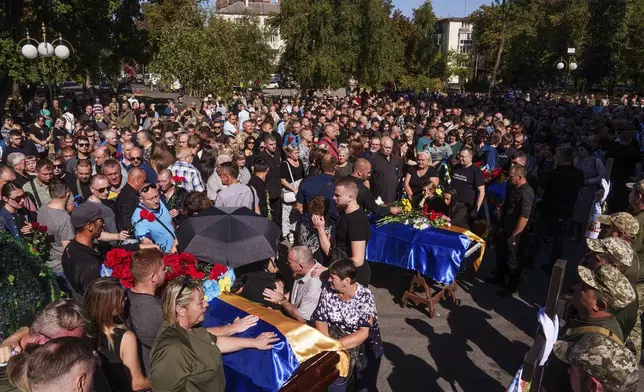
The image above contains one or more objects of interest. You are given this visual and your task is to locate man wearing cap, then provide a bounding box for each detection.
[598,212,640,284]
[628,178,644,288]
[586,236,640,360]
[543,264,636,392]
[62,202,107,301]
[553,333,638,392]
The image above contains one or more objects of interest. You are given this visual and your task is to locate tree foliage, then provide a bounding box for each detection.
[148,4,275,97]
[0,0,148,85]
[471,0,644,91]
[273,0,402,90]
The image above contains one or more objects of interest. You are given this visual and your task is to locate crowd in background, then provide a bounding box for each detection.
[0,87,644,391]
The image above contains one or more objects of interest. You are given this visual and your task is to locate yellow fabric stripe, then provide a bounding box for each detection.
[443,225,487,271]
[218,294,350,377]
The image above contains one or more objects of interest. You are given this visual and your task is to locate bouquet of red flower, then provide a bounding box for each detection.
[172,175,186,184]
[24,222,51,264]
[163,252,205,281]
[482,167,505,185]
[422,205,451,228]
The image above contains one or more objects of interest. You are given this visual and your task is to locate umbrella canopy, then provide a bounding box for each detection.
[176,206,280,268]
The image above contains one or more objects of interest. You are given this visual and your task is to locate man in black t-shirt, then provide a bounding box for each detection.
[486,164,534,297]
[451,147,485,220]
[314,178,371,286]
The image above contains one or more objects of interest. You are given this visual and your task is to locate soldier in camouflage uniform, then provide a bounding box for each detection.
[554,333,639,391]
[596,212,642,362]
[542,264,636,392]
[627,180,644,363]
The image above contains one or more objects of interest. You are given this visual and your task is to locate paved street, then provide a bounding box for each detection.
[370,235,644,392]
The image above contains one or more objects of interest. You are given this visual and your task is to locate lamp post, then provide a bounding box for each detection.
[18,23,74,103]
[555,47,578,96]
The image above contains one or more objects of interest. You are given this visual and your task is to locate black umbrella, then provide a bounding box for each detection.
[176,206,281,267]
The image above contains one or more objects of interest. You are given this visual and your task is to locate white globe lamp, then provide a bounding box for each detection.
[37,42,54,57]
[21,44,38,60]
[569,62,578,71]
[556,62,565,70]
[54,45,70,60]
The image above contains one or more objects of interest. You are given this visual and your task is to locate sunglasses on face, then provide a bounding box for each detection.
[130,157,142,161]
[9,195,25,203]
[92,186,109,193]
[78,143,89,147]
[54,164,64,169]
[141,183,157,193]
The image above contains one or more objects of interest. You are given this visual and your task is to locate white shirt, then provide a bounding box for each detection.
[223,121,237,137]
[238,109,250,131]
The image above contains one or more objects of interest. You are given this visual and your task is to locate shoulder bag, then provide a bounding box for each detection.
[281,160,301,203]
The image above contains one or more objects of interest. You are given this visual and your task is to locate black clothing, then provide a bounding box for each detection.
[61,240,102,300]
[408,167,438,207]
[1,142,39,162]
[540,165,584,219]
[248,175,269,217]
[97,327,131,392]
[335,209,371,286]
[368,152,402,204]
[347,176,389,216]
[258,150,282,199]
[606,142,641,212]
[13,172,31,187]
[447,201,469,229]
[239,271,279,308]
[66,174,92,202]
[499,183,535,235]
[450,164,485,212]
[496,146,517,170]
[114,184,139,231]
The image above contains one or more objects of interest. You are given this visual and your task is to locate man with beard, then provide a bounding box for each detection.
[67,159,92,202]
[23,159,73,211]
[2,130,38,162]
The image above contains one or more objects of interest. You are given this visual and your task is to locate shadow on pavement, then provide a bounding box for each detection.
[383,341,441,392]
[405,317,508,391]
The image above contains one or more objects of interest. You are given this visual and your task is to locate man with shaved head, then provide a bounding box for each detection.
[295,153,338,220]
[115,167,146,231]
[126,146,157,184]
[368,135,402,204]
[348,158,401,216]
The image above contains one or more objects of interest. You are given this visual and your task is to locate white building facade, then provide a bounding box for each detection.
[437,17,473,84]
[215,1,284,58]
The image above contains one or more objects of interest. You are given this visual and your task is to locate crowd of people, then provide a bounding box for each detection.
[0,87,643,391]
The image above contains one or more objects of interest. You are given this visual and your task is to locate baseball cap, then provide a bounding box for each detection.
[626,179,644,194]
[577,264,635,309]
[597,212,640,238]
[586,237,634,267]
[554,334,638,389]
[71,202,109,228]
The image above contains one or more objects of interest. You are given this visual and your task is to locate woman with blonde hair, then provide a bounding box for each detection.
[84,277,150,392]
[335,146,353,178]
[149,278,278,391]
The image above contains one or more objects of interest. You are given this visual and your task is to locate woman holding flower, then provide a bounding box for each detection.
[149,278,278,392]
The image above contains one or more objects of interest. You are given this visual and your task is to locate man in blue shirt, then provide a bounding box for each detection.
[295,154,338,222]
[132,183,176,253]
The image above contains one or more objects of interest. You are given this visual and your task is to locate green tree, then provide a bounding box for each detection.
[412,1,439,77]
[148,5,275,97]
[0,0,148,87]
[273,0,402,90]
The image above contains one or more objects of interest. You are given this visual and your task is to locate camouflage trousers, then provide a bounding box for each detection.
[626,283,644,362]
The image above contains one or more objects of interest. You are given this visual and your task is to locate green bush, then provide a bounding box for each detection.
[0,233,62,339]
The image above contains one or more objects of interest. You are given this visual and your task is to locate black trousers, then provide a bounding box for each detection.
[269,197,282,234]
[495,230,530,288]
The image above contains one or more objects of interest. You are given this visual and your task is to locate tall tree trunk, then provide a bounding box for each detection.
[489,0,508,93]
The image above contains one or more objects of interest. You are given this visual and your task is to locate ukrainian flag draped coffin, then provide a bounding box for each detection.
[204,295,349,392]
[366,222,485,284]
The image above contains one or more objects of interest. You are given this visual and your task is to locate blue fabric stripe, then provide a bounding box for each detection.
[366,223,472,284]
[204,298,300,392]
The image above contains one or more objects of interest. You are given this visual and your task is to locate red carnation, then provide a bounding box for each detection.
[429,210,437,220]
[209,264,228,280]
[422,204,429,217]
[140,210,155,223]
[38,225,47,233]
[437,212,444,218]
[173,176,186,183]
[31,222,40,230]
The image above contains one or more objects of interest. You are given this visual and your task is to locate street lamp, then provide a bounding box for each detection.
[18,23,75,102]
[555,48,578,95]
